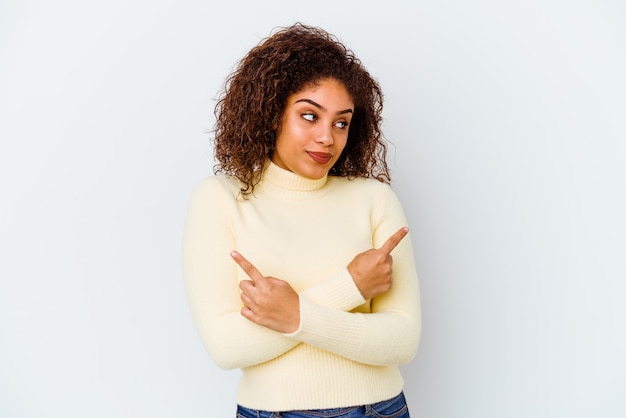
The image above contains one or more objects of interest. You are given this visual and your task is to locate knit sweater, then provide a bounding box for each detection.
[182,161,421,411]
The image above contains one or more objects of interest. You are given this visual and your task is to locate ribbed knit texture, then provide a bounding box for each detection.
[182,161,421,411]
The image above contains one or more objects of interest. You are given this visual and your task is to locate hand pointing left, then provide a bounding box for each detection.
[231,251,300,333]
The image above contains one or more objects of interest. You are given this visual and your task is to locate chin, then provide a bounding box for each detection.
[299,168,328,180]
[302,172,325,180]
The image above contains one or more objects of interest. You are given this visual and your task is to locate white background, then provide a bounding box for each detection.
[1,1,625,417]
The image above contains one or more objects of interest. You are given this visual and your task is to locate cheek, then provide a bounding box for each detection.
[274,139,291,158]
[337,135,349,153]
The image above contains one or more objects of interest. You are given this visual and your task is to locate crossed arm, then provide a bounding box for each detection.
[232,227,409,333]
[182,179,421,370]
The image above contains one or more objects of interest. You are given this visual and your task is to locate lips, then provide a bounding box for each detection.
[306,151,332,164]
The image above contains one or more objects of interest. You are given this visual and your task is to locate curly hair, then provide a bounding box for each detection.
[212,22,390,196]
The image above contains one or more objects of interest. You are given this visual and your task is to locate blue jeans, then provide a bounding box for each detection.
[236,391,409,418]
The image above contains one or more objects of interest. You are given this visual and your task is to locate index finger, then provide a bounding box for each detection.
[378,227,409,255]
[230,251,265,282]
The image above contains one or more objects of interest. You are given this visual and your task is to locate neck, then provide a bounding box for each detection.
[258,161,335,200]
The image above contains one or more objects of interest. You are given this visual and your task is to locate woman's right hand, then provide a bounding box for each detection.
[347,227,409,300]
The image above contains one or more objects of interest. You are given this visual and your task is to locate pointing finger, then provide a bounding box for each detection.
[378,227,409,255]
[231,251,264,282]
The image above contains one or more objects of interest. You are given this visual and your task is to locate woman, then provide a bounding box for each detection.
[182,23,421,418]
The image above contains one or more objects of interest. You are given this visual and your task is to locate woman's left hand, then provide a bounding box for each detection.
[230,251,300,333]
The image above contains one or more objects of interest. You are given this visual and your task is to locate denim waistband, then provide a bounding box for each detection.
[236,391,409,418]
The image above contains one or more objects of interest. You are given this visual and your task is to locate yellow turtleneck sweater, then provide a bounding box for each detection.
[182,161,421,411]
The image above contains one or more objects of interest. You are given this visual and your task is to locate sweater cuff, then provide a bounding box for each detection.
[298,267,366,311]
[283,296,365,358]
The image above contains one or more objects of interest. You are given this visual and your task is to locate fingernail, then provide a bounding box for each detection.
[230,251,239,258]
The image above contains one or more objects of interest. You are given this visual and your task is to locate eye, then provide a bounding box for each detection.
[302,113,316,122]
[335,120,349,129]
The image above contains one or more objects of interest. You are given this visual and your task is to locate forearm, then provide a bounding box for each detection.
[286,297,420,366]
[286,250,421,365]
[298,267,366,311]
[184,260,300,370]
[185,239,363,369]
[190,307,299,369]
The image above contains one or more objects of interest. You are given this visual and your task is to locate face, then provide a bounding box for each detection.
[271,78,354,180]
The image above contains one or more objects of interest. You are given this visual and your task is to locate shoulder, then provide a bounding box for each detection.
[189,174,242,201]
[333,177,406,224]
[326,177,403,222]
[184,175,245,225]
[185,175,246,216]
[330,176,398,201]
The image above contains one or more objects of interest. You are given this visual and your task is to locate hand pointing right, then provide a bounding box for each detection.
[347,227,409,300]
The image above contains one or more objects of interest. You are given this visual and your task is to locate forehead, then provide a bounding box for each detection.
[289,78,354,107]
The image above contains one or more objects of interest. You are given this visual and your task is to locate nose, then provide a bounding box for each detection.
[315,124,334,146]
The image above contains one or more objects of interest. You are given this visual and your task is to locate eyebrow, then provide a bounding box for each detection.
[294,98,353,115]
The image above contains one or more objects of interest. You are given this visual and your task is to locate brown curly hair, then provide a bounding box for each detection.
[212,22,390,196]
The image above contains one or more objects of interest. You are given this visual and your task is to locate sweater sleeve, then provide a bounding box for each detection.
[284,184,422,366]
[182,178,298,369]
[182,178,368,370]
[298,267,366,311]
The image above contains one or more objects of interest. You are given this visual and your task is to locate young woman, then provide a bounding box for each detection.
[182,23,421,418]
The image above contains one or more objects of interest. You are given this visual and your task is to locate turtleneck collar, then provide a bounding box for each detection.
[259,160,335,199]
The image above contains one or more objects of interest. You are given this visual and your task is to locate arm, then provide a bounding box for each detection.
[286,184,421,366]
[301,226,409,306]
[235,183,421,366]
[182,178,298,369]
[235,227,408,332]
[182,178,372,369]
